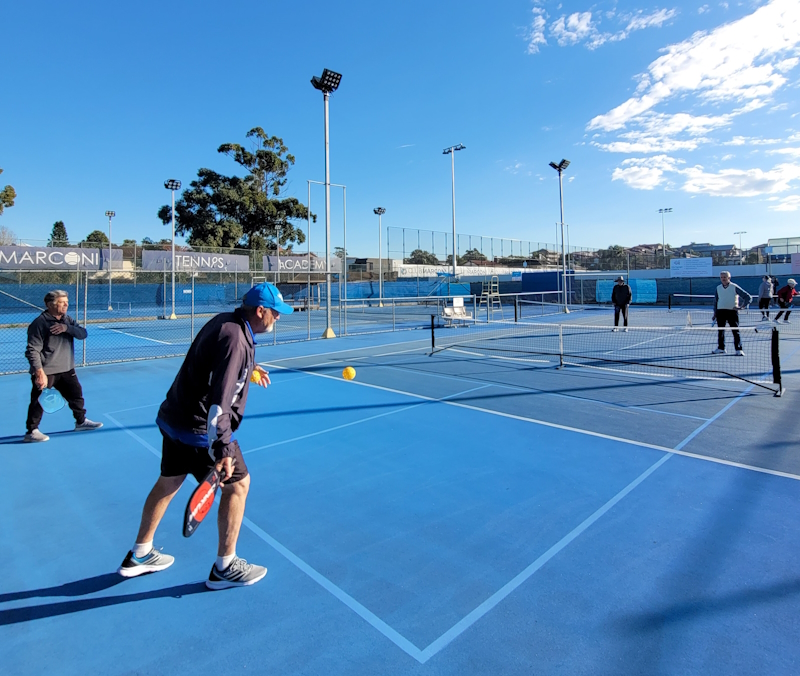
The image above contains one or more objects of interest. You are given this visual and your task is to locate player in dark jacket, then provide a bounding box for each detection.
[611,276,632,332]
[118,283,293,590]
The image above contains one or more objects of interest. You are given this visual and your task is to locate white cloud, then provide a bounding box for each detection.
[588,0,800,132]
[723,135,783,146]
[527,4,677,53]
[768,147,800,157]
[698,4,710,14]
[681,162,800,196]
[612,155,684,189]
[593,111,733,153]
[551,12,596,46]
[721,154,734,160]
[771,195,800,210]
[526,8,548,54]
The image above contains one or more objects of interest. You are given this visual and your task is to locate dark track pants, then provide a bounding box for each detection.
[26,369,86,432]
[775,300,792,321]
[614,305,629,327]
[716,309,741,351]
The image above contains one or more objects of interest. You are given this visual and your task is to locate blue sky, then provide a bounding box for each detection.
[1,0,798,257]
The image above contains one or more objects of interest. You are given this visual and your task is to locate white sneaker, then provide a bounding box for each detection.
[784,319,790,323]
[735,349,745,356]
[761,316,768,321]
[23,428,50,443]
[623,328,629,332]
[712,348,726,354]
[75,419,103,432]
[612,328,618,332]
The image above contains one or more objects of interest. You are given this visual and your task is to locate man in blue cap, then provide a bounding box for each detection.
[118,283,293,590]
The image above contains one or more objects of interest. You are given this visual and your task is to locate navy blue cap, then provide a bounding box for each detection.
[243,283,294,314]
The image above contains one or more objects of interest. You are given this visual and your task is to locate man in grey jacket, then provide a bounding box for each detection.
[758,275,773,321]
[713,271,752,356]
[24,290,103,442]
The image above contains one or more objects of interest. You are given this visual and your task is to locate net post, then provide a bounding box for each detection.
[430,314,435,350]
[514,297,518,323]
[668,294,672,311]
[772,327,783,396]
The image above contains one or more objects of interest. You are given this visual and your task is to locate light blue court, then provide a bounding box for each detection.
[2,327,800,675]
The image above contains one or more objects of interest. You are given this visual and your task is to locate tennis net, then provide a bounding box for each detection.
[430,320,782,394]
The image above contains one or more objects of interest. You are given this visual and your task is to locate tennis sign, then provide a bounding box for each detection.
[141,251,250,272]
[263,255,342,273]
[0,246,103,270]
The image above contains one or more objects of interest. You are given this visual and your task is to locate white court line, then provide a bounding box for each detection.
[103,360,797,665]
[604,332,673,354]
[368,361,710,422]
[243,384,492,456]
[259,338,431,363]
[106,403,160,415]
[99,326,175,345]
[260,360,800,481]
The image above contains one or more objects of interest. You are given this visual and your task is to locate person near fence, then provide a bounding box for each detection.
[774,279,798,323]
[24,290,104,443]
[758,275,773,321]
[611,276,632,332]
[712,271,752,356]
[118,282,293,590]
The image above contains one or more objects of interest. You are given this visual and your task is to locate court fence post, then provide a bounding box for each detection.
[191,275,195,340]
[82,271,88,367]
[430,314,435,350]
[392,299,396,331]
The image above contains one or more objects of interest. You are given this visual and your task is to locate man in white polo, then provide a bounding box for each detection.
[713,271,752,356]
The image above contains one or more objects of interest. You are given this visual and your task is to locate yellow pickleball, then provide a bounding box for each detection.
[342,366,356,381]
[250,370,261,384]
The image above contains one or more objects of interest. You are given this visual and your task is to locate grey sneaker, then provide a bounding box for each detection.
[118,547,175,578]
[712,348,726,354]
[735,349,745,356]
[75,419,103,432]
[23,429,50,443]
[206,557,267,590]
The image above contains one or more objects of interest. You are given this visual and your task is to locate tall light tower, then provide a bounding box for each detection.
[311,68,342,339]
[443,144,466,278]
[659,208,672,269]
[164,179,182,319]
[374,207,386,306]
[734,231,747,264]
[105,211,115,311]
[548,159,570,311]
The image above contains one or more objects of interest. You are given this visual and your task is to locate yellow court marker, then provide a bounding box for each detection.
[342,366,356,381]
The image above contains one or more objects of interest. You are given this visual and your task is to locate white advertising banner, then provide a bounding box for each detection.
[670,258,713,277]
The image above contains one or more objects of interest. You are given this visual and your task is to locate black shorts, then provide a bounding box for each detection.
[160,432,249,484]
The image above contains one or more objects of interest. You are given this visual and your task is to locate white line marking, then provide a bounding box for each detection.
[106,403,160,415]
[418,453,674,662]
[243,384,492,456]
[259,360,800,481]
[99,326,175,345]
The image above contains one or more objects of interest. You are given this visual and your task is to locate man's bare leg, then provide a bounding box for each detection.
[118,474,184,577]
[136,475,185,543]
[217,473,250,556]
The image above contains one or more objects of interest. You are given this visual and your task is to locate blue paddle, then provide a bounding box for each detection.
[39,388,66,414]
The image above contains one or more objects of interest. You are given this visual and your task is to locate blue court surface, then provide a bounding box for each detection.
[2,324,800,675]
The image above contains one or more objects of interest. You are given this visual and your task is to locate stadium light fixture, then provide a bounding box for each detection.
[659,208,672,269]
[374,208,386,305]
[311,69,343,338]
[548,160,570,311]
[164,179,182,319]
[105,211,115,311]
[443,144,466,278]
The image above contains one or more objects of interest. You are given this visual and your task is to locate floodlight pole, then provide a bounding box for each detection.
[374,208,386,306]
[105,211,115,311]
[659,208,672,269]
[549,160,570,312]
[735,231,746,264]
[443,144,466,278]
[165,180,182,319]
